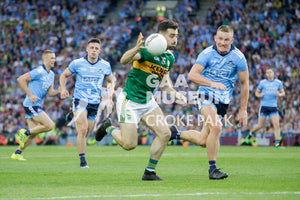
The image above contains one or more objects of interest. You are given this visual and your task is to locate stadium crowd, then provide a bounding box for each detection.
[0,0,299,146]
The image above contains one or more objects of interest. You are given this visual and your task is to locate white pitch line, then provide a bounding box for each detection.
[3,192,300,200]
[0,153,202,159]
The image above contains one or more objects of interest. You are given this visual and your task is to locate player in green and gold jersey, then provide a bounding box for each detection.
[95,19,186,180]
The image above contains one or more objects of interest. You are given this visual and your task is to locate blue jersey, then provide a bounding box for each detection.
[68,56,112,104]
[257,79,283,107]
[23,65,55,107]
[195,44,248,104]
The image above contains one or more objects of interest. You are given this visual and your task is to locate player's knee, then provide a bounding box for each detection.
[199,139,207,147]
[123,142,137,151]
[209,124,222,135]
[273,124,280,130]
[45,122,55,132]
[159,130,171,143]
[212,123,222,131]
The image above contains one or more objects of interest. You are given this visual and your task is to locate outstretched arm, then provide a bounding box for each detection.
[160,72,187,104]
[120,32,144,64]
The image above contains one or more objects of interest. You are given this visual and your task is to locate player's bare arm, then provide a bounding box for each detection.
[188,63,227,90]
[106,73,115,112]
[59,68,73,99]
[17,73,38,103]
[255,88,264,98]
[159,72,187,104]
[237,69,249,127]
[47,85,61,97]
[275,88,285,97]
[120,32,144,64]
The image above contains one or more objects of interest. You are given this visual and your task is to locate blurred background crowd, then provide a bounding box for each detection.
[0,0,299,146]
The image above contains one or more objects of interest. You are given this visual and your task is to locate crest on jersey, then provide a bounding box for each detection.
[227,61,233,67]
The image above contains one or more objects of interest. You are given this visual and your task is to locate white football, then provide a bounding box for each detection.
[145,33,167,56]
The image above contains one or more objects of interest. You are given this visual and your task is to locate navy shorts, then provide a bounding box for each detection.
[24,106,44,119]
[197,95,229,117]
[72,98,99,121]
[259,106,278,118]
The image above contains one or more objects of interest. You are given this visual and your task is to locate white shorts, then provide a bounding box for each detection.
[116,91,159,124]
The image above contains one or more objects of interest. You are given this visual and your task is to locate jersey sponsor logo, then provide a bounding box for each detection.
[206,68,231,79]
[82,75,103,83]
[149,64,168,78]
[133,61,168,79]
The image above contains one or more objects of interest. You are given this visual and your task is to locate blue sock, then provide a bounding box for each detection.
[15,149,22,154]
[79,153,86,163]
[25,128,31,136]
[209,160,216,173]
[170,129,181,140]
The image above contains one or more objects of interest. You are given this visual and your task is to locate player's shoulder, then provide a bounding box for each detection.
[231,46,245,59]
[73,57,85,64]
[165,50,175,58]
[274,79,283,84]
[69,57,85,68]
[32,65,46,74]
[260,79,268,84]
[201,45,214,54]
[99,57,111,67]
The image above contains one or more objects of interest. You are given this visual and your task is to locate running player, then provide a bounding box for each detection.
[179,25,249,179]
[11,50,61,161]
[245,67,285,148]
[95,19,187,180]
[60,38,114,168]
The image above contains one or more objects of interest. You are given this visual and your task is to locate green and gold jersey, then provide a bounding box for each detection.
[123,47,175,104]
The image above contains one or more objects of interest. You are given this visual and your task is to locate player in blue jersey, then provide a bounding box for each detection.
[60,38,115,168]
[245,67,285,148]
[11,50,61,161]
[170,25,249,179]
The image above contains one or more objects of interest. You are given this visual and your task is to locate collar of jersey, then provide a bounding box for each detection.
[213,44,235,56]
[42,64,50,73]
[84,55,101,65]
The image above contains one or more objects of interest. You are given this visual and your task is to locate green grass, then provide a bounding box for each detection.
[1,145,299,200]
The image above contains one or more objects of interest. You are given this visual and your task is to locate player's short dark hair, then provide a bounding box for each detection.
[266,67,274,71]
[157,19,178,33]
[88,38,101,45]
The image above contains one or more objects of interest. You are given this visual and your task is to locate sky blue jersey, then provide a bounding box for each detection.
[257,79,283,107]
[195,44,248,104]
[68,56,112,104]
[23,65,55,107]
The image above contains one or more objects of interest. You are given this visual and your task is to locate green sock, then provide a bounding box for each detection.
[146,158,158,172]
[106,126,115,135]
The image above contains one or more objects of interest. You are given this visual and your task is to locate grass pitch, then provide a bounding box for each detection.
[0,145,299,200]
